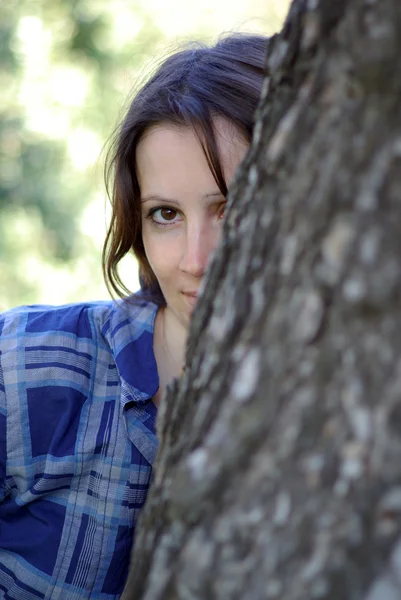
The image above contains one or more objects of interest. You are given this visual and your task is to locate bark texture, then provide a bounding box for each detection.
[122,0,401,598]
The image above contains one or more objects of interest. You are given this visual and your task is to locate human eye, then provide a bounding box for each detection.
[147,206,181,226]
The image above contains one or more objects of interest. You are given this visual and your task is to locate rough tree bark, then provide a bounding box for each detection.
[122,0,401,598]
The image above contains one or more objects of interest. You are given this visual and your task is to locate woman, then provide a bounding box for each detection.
[0,33,267,599]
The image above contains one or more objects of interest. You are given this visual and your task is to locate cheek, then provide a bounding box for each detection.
[142,230,180,283]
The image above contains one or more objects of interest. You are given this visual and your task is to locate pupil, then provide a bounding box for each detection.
[161,208,175,220]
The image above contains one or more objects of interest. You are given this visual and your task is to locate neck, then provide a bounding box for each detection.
[161,307,187,373]
[153,307,187,406]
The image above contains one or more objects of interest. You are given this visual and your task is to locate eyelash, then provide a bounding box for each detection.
[146,202,228,228]
[147,207,181,227]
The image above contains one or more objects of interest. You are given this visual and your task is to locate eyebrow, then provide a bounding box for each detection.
[140,192,224,204]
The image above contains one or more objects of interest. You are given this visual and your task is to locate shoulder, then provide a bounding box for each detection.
[0,303,118,442]
[0,295,159,418]
[0,294,159,356]
[0,300,114,344]
[0,302,117,396]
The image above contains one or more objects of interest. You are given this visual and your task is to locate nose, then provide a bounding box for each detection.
[179,220,219,278]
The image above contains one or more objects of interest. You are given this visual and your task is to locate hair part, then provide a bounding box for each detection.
[102,33,268,303]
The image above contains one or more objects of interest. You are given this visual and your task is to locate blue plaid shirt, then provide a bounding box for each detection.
[0,295,159,599]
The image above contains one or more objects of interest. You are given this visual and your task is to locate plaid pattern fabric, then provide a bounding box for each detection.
[0,296,159,599]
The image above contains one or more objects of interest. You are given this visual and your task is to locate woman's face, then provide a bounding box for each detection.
[137,118,248,332]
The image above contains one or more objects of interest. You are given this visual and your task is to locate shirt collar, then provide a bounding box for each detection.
[103,297,160,406]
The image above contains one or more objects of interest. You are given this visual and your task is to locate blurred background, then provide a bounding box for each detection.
[0,0,289,309]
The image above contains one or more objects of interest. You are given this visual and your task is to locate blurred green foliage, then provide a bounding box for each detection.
[0,0,165,307]
[0,0,288,309]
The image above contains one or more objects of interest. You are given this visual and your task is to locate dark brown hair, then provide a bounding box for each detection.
[103,33,268,303]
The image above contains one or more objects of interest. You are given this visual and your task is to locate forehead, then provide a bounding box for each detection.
[135,118,248,192]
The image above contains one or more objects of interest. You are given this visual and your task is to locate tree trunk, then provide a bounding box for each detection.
[122,0,401,598]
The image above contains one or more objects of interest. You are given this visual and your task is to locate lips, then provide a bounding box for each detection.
[182,291,198,308]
